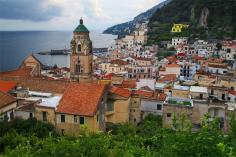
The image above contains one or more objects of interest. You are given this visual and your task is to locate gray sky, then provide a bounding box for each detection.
[0,0,164,31]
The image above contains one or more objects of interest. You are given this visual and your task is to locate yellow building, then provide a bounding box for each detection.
[106,87,131,124]
[172,85,190,98]
[219,79,236,90]
[171,24,189,33]
[35,105,56,125]
[56,82,107,136]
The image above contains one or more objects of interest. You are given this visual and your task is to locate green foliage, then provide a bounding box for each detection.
[137,114,162,137]
[0,118,56,138]
[1,114,236,157]
[156,50,175,60]
[148,0,236,43]
[172,113,192,132]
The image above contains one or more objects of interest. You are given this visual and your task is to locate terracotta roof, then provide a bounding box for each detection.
[131,56,152,61]
[193,56,204,61]
[0,80,17,93]
[121,80,137,89]
[177,53,186,57]
[0,91,16,109]
[166,64,180,68]
[103,73,113,80]
[110,86,131,98]
[158,74,176,83]
[111,59,129,65]
[141,92,167,101]
[0,77,69,93]
[208,58,225,63]
[56,82,106,116]
[155,93,167,101]
[134,90,153,98]
[208,63,227,69]
[0,68,33,78]
[229,90,236,96]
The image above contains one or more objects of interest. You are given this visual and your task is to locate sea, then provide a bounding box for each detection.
[0,31,117,72]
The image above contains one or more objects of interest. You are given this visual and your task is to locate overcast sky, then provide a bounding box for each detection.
[0,0,164,31]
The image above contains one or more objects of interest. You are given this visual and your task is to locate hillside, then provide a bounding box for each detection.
[103,0,171,35]
[148,0,236,44]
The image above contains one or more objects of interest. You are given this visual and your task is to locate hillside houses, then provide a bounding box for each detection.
[0,19,236,136]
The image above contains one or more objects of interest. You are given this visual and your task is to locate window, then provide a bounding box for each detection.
[42,111,47,121]
[97,114,99,122]
[200,94,203,99]
[80,116,84,124]
[10,111,14,120]
[214,109,219,117]
[167,113,171,118]
[29,112,33,118]
[228,97,231,101]
[222,94,225,100]
[107,100,114,112]
[74,115,78,123]
[61,114,65,123]
[211,90,214,95]
[78,44,81,51]
[2,114,8,121]
[76,64,80,73]
[157,104,162,110]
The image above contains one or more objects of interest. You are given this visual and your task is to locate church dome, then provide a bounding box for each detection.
[74,18,89,33]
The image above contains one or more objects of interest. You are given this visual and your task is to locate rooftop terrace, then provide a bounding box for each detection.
[165,97,193,107]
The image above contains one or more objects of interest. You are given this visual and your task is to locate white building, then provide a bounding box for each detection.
[207,64,228,75]
[122,35,135,50]
[228,91,236,102]
[172,37,188,47]
[179,62,197,80]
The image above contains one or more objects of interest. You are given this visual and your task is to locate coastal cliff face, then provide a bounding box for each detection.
[147,0,236,44]
[103,0,171,35]
[199,8,209,28]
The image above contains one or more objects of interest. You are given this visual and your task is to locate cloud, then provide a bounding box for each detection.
[0,0,164,30]
[0,0,62,21]
[80,0,110,20]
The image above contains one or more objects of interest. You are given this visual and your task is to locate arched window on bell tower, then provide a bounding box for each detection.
[78,44,81,52]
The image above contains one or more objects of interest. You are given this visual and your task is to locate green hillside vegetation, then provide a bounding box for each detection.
[148,0,236,45]
[1,114,236,157]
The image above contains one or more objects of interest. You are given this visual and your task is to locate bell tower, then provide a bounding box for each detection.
[70,18,93,82]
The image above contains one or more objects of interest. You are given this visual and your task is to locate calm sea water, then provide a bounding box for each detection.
[0,31,116,72]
